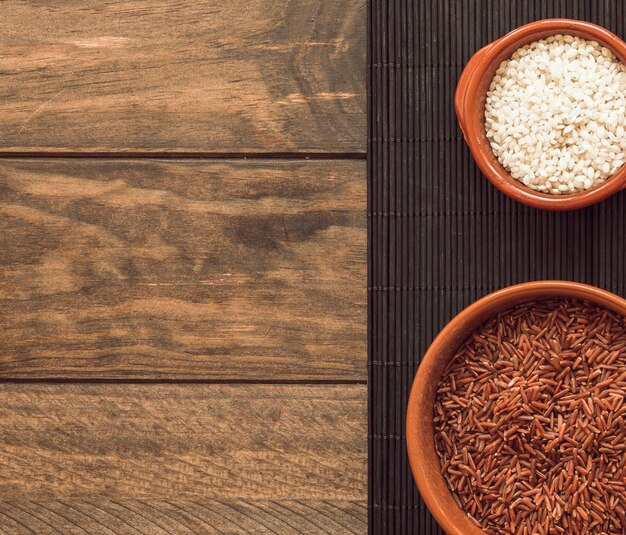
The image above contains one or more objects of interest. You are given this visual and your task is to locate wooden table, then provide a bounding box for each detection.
[0,1,367,533]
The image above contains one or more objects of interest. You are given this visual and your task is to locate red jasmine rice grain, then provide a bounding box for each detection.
[485,35,626,194]
[434,299,626,534]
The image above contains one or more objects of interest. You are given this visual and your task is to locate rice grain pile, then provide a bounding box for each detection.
[435,299,626,534]
[485,35,626,194]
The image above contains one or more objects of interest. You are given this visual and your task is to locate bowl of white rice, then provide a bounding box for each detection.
[455,19,626,211]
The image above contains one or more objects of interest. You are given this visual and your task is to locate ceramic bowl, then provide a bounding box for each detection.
[406,281,626,535]
[455,19,626,211]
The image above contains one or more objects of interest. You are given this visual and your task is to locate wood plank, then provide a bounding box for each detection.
[0,384,366,499]
[0,500,367,534]
[0,159,366,380]
[0,0,365,153]
[0,383,366,532]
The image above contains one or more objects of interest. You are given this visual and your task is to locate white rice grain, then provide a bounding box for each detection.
[485,35,626,194]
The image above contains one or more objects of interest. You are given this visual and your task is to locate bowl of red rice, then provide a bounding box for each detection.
[407,281,626,535]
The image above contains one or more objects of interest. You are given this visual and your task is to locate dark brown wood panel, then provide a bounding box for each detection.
[0,384,366,500]
[0,159,366,380]
[0,500,367,534]
[0,0,365,153]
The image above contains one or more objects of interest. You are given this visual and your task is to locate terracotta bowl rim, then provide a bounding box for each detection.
[455,18,626,211]
[406,280,626,535]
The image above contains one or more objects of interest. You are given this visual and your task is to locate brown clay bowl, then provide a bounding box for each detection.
[455,19,626,211]
[406,281,626,535]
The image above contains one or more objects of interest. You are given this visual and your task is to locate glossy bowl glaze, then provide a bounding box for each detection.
[406,281,626,535]
[455,19,626,211]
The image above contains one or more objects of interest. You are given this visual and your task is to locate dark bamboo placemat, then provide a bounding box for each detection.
[368,1,626,533]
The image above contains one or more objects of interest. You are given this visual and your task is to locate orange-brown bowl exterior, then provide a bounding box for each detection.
[455,19,626,211]
[406,281,626,535]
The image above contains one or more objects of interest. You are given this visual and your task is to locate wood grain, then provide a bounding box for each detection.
[0,384,366,500]
[0,0,365,153]
[0,500,367,534]
[0,383,366,532]
[0,159,366,380]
